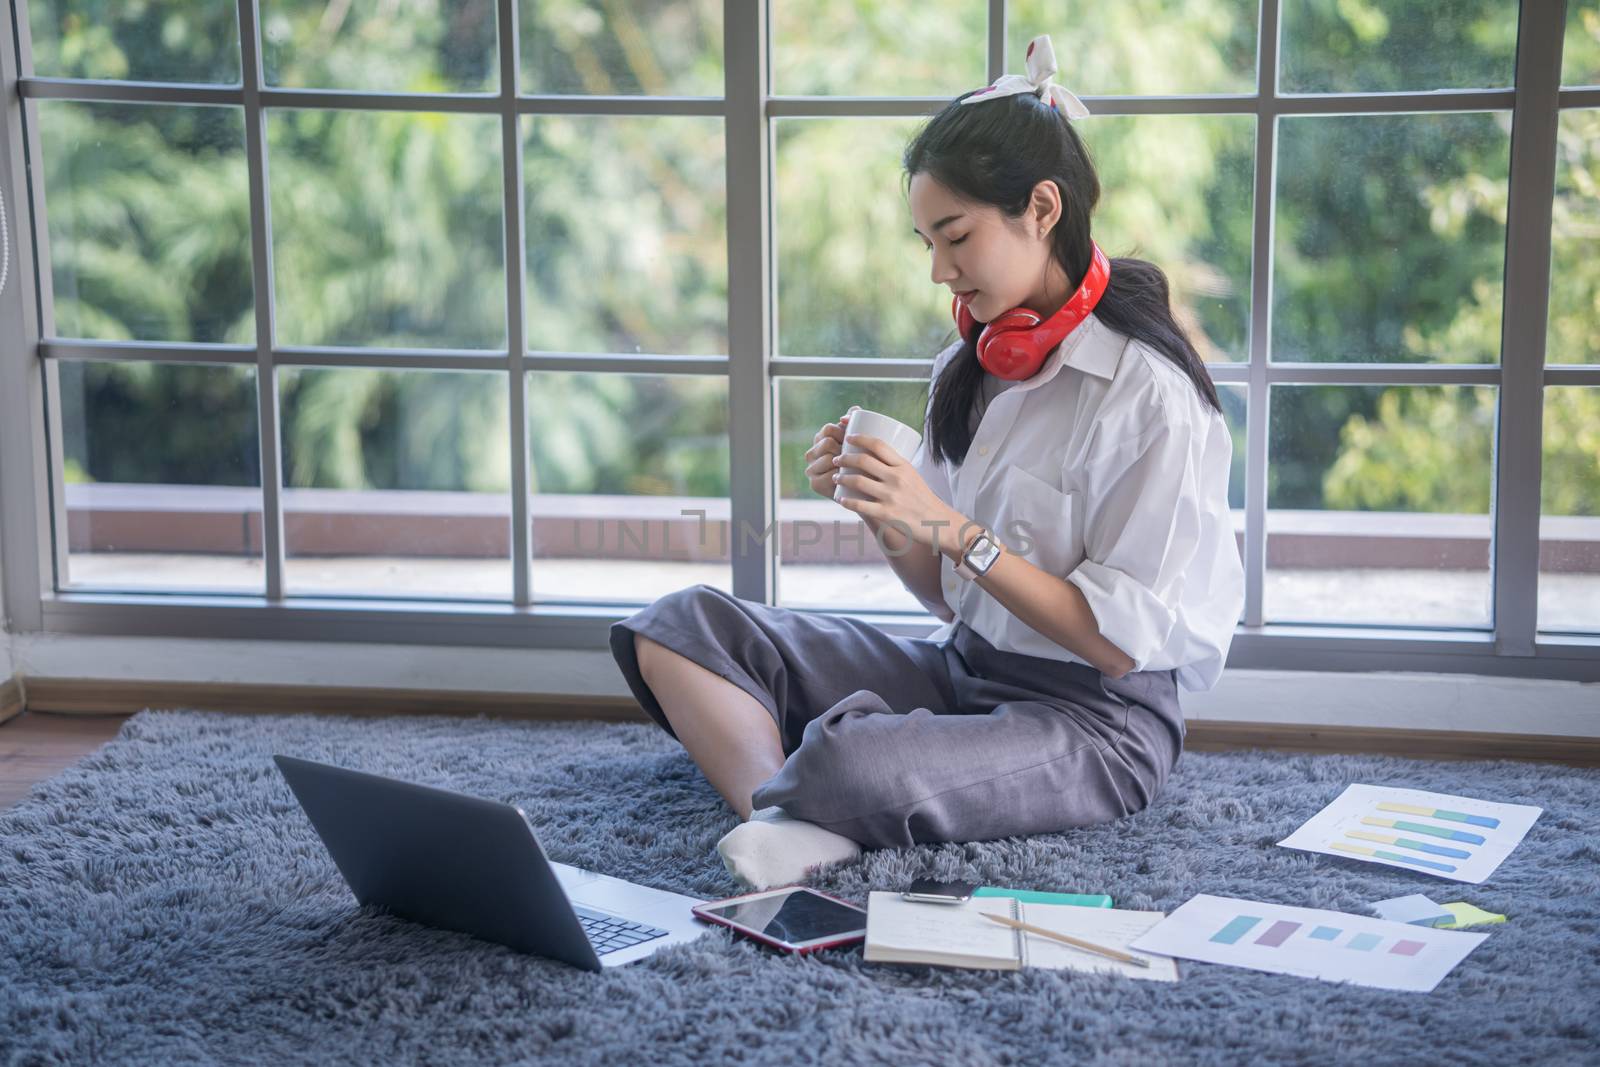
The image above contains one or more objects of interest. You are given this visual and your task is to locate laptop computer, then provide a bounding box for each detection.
[273,754,710,971]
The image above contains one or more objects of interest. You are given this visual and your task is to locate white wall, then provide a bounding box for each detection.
[10,631,1599,737]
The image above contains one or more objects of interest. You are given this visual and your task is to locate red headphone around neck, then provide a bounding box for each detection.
[951,241,1111,381]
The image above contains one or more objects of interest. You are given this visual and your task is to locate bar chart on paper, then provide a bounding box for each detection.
[1207,914,1424,957]
[1276,785,1542,884]
[1130,895,1488,992]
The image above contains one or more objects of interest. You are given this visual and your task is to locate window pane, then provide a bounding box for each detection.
[775,378,930,612]
[28,1,240,84]
[278,368,511,599]
[777,113,1252,362]
[59,361,262,594]
[1273,113,1510,364]
[267,110,506,350]
[1565,2,1600,88]
[37,102,253,344]
[1548,110,1600,366]
[775,118,949,359]
[1219,385,1247,623]
[261,0,497,92]
[1266,385,1494,627]
[523,116,726,355]
[520,0,722,96]
[1219,385,1248,513]
[527,373,729,604]
[1079,115,1255,362]
[1539,387,1600,633]
[1279,0,1516,94]
[772,0,985,96]
[1009,0,1257,96]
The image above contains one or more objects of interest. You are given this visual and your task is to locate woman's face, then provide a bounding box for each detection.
[908,172,1066,324]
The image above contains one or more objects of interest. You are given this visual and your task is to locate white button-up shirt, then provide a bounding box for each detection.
[910,312,1243,692]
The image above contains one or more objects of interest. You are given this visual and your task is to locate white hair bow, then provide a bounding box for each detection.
[958,34,1091,120]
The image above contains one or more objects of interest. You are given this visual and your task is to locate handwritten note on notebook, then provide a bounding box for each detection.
[864,892,1022,969]
[1018,903,1178,981]
[863,892,1177,981]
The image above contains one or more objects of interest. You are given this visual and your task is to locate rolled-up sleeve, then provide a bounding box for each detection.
[910,340,960,508]
[1066,417,1206,670]
[904,410,959,622]
[910,435,952,506]
[903,350,961,623]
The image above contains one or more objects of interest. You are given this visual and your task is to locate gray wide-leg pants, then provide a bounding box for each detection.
[609,583,1184,850]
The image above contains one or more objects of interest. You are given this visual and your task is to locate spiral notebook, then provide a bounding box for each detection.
[862,891,1177,980]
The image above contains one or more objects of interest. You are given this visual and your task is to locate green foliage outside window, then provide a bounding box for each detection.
[31,0,1600,522]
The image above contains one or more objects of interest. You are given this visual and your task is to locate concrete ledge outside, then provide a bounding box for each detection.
[62,483,1600,571]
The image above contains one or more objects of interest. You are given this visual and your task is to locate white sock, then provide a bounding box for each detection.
[715,805,863,890]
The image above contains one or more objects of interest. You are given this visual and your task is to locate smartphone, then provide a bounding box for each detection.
[902,878,978,904]
[691,886,867,954]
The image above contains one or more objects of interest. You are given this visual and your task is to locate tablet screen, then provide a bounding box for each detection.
[700,889,864,945]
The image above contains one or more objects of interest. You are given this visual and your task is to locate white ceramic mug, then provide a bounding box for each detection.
[833,407,923,503]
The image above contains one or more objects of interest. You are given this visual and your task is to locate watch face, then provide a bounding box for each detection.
[970,533,1002,569]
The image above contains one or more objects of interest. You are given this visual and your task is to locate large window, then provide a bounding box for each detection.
[0,1,1594,680]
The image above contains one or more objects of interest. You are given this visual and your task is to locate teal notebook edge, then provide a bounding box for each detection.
[972,886,1113,908]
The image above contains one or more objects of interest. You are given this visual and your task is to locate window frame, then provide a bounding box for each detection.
[0,0,1596,682]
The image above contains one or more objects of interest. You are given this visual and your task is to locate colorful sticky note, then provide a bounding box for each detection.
[973,887,1113,908]
[1370,894,1454,927]
[1436,902,1506,929]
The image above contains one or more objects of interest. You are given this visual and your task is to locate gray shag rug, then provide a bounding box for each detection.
[2,709,1598,1066]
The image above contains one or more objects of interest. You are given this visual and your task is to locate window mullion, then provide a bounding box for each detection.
[497,0,532,607]
[6,5,75,605]
[988,0,1006,82]
[236,0,286,602]
[0,0,54,627]
[1243,0,1282,630]
[1491,0,1566,655]
[727,0,774,604]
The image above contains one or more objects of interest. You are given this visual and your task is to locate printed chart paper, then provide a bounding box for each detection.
[1129,894,1487,992]
[1277,784,1542,884]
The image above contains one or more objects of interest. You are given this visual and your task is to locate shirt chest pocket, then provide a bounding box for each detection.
[999,466,1083,578]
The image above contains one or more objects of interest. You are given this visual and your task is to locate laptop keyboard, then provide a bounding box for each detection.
[573,905,671,956]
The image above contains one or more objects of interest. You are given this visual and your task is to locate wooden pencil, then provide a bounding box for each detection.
[980,911,1152,968]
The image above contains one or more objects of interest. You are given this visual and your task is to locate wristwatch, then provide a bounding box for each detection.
[954,527,1003,580]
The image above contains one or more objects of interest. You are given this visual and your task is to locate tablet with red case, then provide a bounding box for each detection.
[691,886,867,954]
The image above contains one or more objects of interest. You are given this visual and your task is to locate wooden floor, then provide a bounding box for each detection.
[0,710,131,811]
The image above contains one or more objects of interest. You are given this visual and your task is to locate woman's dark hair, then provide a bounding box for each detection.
[903,90,1222,467]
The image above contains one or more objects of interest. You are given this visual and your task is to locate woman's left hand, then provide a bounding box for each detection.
[832,433,965,552]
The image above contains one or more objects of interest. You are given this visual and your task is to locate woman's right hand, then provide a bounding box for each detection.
[803,406,858,502]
